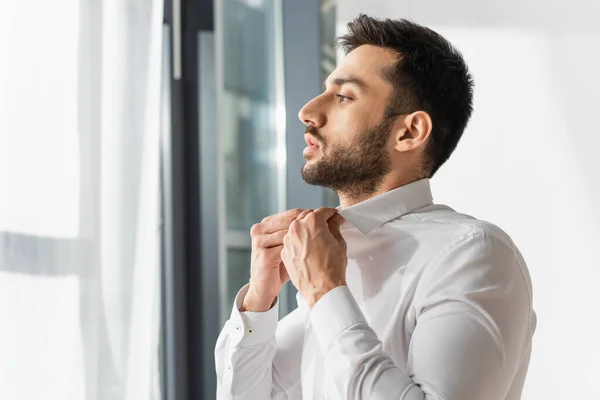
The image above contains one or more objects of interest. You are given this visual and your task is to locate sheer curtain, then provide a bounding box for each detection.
[0,0,164,399]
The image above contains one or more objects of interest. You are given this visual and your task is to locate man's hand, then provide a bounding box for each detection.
[281,208,347,308]
[242,208,304,312]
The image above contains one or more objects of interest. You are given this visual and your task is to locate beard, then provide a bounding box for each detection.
[301,116,393,199]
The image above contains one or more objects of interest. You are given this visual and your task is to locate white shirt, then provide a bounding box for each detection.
[215,179,536,400]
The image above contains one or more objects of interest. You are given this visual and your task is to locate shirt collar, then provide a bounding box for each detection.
[337,178,433,235]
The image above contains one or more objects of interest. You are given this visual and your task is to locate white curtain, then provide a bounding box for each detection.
[0,0,164,399]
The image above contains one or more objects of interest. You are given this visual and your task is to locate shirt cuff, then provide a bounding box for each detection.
[228,284,279,347]
[309,285,367,351]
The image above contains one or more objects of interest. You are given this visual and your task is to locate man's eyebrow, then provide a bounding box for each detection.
[323,76,368,92]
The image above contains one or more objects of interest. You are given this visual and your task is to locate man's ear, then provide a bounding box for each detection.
[393,111,432,153]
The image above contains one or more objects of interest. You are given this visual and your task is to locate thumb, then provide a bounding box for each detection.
[313,207,339,222]
[327,213,345,241]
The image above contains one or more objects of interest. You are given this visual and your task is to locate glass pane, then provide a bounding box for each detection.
[218,0,286,320]
[319,0,337,82]
[319,0,339,208]
[223,248,252,316]
[220,0,284,233]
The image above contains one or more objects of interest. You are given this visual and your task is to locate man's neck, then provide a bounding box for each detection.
[337,175,425,209]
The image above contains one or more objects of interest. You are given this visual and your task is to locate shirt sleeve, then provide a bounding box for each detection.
[309,230,535,400]
[215,284,306,400]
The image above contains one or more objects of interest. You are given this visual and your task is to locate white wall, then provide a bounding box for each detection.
[338,1,600,399]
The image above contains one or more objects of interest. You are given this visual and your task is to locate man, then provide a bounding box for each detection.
[215,15,536,400]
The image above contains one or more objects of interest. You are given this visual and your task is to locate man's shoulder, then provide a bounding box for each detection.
[405,204,517,248]
[405,205,532,294]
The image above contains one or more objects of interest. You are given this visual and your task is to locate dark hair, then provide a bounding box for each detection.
[336,15,474,177]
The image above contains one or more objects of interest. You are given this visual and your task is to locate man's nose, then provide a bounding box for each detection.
[298,96,326,128]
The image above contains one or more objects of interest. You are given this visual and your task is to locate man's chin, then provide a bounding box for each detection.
[302,157,323,169]
[301,163,319,184]
[301,162,313,177]
[301,163,331,188]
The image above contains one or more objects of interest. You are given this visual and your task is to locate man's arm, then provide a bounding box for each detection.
[215,209,308,399]
[307,230,534,399]
[215,285,306,400]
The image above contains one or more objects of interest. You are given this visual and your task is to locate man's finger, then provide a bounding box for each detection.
[262,208,303,224]
[263,217,297,234]
[313,207,339,222]
[296,209,314,220]
[254,230,287,248]
[327,213,345,241]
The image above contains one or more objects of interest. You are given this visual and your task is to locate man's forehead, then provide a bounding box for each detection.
[324,75,369,91]
[329,45,397,88]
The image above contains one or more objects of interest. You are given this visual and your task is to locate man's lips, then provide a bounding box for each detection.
[304,134,320,148]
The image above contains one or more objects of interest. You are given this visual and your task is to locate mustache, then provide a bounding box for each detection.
[305,126,326,145]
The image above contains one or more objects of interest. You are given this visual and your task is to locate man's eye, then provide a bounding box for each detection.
[336,94,352,102]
